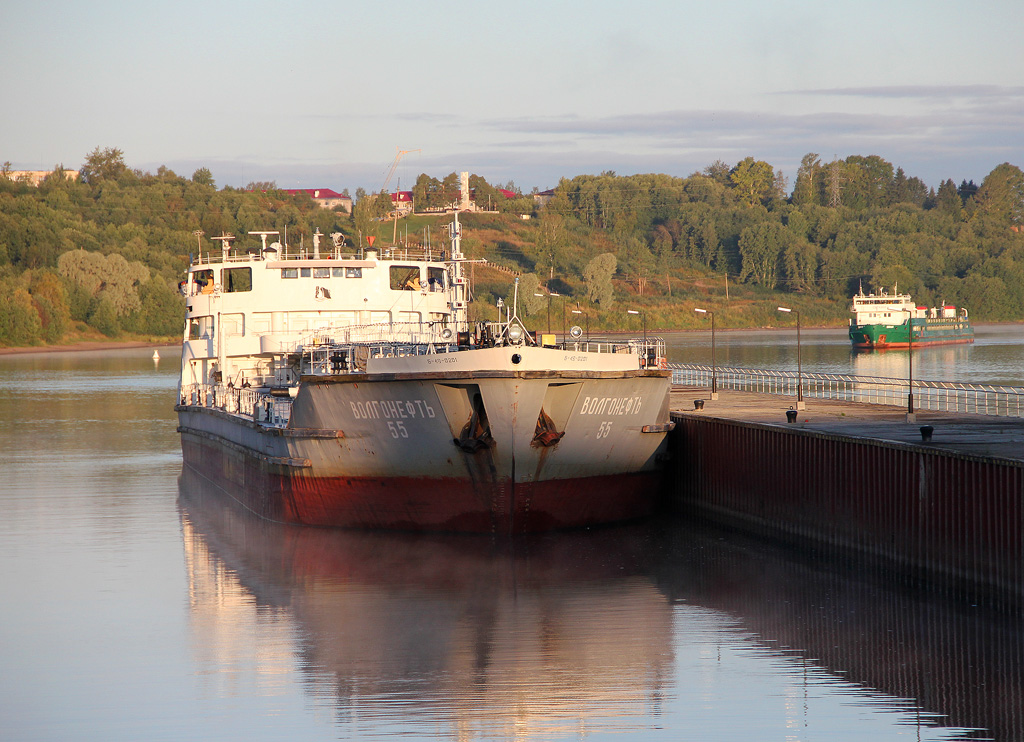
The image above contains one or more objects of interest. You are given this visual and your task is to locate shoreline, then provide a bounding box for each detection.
[1,321,1015,357]
[0,340,177,356]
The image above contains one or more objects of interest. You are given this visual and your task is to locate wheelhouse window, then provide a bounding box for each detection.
[300,267,311,278]
[281,268,298,279]
[223,267,252,293]
[313,267,330,279]
[345,267,362,278]
[390,265,421,291]
[427,267,445,291]
[192,269,215,294]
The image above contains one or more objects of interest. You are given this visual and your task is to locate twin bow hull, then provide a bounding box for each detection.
[178,369,672,534]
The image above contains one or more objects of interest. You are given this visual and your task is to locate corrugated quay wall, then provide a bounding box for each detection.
[668,413,1024,602]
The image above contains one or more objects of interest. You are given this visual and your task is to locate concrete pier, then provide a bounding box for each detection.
[668,386,1024,606]
[671,387,1024,460]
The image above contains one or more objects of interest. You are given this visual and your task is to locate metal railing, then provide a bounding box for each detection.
[669,364,1024,418]
[180,383,292,427]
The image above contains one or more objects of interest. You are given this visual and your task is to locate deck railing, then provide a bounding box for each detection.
[670,364,1024,418]
[180,383,292,427]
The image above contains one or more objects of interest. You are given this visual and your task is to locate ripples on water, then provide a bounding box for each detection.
[2,345,1022,741]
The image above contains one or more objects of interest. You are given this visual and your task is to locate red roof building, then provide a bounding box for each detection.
[284,188,353,213]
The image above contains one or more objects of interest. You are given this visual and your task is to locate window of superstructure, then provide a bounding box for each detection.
[427,267,445,291]
[224,267,252,292]
[281,268,298,279]
[391,265,421,291]
[332,267,345,278]
[192,269,215,294]
[313,267,330,279]
[346,267,361,278]
[300,267,312,278]
[187,315,214,340]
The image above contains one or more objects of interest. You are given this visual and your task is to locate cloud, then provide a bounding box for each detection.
[783,84,1024,101]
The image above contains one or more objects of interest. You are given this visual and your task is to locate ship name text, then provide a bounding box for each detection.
[579,395,643,416]
[350,399,437,420]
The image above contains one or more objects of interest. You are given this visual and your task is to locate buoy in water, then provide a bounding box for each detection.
[152,350,160,360]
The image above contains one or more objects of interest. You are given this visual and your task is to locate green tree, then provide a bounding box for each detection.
[512,273,545,316]
[738,221,788,287]
[782,239,821,295]
[792,153,822,206]
[935,179,963,219]
[730,157,777,207]
[80,147,127,184]
[0,287,43,346]
[57,249,150,316]
[583,253,617,306]
[975,163,1024,227]
[89,295,121,336]
[29,271,71,342]
[191,167,215,188]
[536,211,570,281]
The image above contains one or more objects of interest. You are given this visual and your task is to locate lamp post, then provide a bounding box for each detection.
[694,308,718,399]
[903,307,915,420]
[534,291,560,336]
[777,307,805,410]
[534,293,549,334]
[626,309,647,345]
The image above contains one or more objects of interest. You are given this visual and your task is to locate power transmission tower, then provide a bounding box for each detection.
[827,158,844,208]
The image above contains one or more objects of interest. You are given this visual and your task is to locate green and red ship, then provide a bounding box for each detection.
[848,286,974,349]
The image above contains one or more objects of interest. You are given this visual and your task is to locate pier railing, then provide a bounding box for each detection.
[670,364,1024,418]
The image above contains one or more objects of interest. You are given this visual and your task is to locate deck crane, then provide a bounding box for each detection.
[381,148,420,245]
[381,147,420,195]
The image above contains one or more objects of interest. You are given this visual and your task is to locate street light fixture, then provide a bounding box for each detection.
[626,309,647,345]
[902,307,916,421]
[534,290,560,336]
[777,307,805,410]
[694,308,718,399]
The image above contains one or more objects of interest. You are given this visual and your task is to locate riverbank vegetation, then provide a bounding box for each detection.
[2,149,1022,346]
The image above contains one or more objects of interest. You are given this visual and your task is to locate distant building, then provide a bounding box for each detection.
[533,188,556,207]
[390,190,414,216]
[3,169,80,186]
[284,188,352,213]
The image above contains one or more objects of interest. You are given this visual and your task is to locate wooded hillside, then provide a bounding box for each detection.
[2,148,1022,347]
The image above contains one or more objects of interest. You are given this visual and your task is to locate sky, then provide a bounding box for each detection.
[3,0,1023,196]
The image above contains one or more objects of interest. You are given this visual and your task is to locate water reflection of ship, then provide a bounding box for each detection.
[178,468,674,738]
[853,343,972,380]
[654,526,1024,740]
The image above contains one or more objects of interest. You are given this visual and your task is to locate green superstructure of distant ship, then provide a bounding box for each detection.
[848,285,973,349]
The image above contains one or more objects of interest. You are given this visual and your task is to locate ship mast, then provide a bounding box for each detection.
[448,214,469,332]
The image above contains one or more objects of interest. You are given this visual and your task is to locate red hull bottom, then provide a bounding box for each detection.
[852,337,975,350]
[181,435,663,535]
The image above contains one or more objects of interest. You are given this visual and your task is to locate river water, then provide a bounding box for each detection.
[666,323,1024,386]
[2,335,1022,741]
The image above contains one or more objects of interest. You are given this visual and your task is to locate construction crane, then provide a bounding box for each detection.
[381,147,420,194]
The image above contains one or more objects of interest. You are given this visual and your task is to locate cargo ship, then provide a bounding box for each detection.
[848,286,973,349]
[175,215,674,534]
